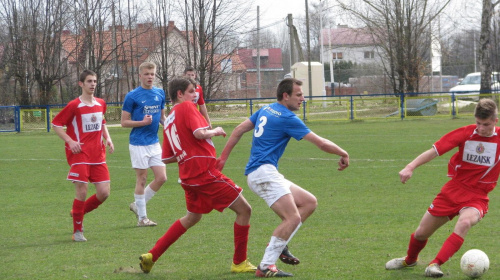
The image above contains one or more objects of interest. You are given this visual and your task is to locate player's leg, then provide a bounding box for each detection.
[145,164,166,201]
[133,168,157,226]
[140,212,201,273]
[428,207,482,270]
[72,181,88,242]
[289,183,317,222]
[228,195,256,273]
[82,164,110,214]
[277,183,318,265]
[247,165,295,276]
[386,212,448,270]
[256,194,298,277]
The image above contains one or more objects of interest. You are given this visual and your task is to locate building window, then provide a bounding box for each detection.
[332,52,343,60]
[364,51,375,59]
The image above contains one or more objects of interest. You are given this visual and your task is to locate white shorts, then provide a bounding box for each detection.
[129,143,165,169]
[247,164,292,207]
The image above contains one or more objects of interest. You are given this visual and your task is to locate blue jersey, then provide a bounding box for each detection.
[122,86,165,146]
[245,102,311,175]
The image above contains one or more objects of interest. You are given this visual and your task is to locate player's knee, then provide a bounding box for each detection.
[157,174,167,185]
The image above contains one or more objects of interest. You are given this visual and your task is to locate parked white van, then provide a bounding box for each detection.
[449,72,500,99]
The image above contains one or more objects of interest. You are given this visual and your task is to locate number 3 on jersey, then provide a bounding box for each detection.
[254,116,267,137]
[165,124,182,153]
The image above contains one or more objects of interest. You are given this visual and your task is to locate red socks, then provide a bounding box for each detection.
[405,233,428,264]
[149,220,187,262]
[432,232,464,265]
[84,194,102,214]
[72,199,85,233]
[233,223,250,264]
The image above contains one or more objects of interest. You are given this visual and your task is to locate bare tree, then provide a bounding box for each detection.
[182,0,251,100]
[337,0,451,93]
[0,0,72,105]
[479,0,500,92]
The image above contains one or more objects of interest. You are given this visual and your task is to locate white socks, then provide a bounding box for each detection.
[135,184,157,220]
[134,194,146,220]
[259,222,303,269]
[144,184,156,203]
[260,236,287,269]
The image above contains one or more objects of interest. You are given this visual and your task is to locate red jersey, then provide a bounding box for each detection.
[434,124,500,194]
[194,84,205,105]
[52,97,107,166]
[162,101,214,181]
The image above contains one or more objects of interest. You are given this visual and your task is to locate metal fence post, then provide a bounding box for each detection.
[249,99,253,116]
[303,100,307,121]
[451,94,456,117]
[46,105,51,132]
[15,106,20,132]
[400,94,405,120]
[350,96,354,120]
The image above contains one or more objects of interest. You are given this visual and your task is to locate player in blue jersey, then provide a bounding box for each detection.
[121,62,167,227]
[217,78,350,277]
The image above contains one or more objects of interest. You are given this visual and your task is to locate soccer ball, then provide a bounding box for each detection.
[460,249,489,278]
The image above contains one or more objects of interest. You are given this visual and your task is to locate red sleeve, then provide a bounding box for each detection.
[98,98,107,124]
[52,100,75,127]
[184,102,208,131]
[434,125,473,156]
[196,85,205,105]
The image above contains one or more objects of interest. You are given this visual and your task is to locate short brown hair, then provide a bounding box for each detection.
[168,77,191,103]
[79,69,97,83]
[184,66,195,74]
[276,78,303,101]
[475,98,498,119]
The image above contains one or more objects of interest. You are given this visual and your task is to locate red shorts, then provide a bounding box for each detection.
[428,180,489,220]
[67,164,110,184]
[181,169,242,214]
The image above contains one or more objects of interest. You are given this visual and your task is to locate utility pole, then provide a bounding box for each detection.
[306,0,313,100]
[288,14,295,68]
[257,6,261,98]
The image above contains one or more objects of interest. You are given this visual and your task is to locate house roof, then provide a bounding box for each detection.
[61,21,187,67]
[321,27,378,46]
[237,48,283,70]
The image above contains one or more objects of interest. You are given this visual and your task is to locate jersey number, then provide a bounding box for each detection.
[165,124,182,152]
[254,116,267,137]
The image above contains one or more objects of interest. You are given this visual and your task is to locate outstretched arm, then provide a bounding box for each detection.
[399,148,438,184]
[194,126,226,139]
[216,119,255,171]
[302,131,349,171]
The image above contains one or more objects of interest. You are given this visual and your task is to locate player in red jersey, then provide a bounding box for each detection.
[184,66,211,128]
[52,70,114,242]
[386,99,500,277]
[138,77,256,275]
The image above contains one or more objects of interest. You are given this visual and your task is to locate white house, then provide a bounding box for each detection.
[321,25,382,66]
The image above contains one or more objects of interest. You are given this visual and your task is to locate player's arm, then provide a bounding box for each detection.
[302,131,349,171]
[160,109,166,127]
[194,126,226,139]
[399,148,438,184]
[198,104,212,129]
[102,124,114,154]
[120,110,152,127]
[217,119,255,171]
[53,125,82,154]
[162,157,177,164]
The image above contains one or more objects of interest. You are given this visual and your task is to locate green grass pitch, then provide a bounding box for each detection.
[1,118,499,279]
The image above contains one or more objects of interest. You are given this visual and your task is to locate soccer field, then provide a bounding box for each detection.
[1,118,499,279]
